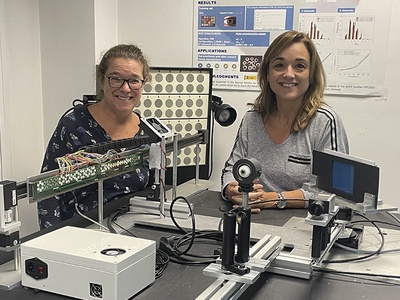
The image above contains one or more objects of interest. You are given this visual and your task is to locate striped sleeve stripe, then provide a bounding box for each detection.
[317,107,338,151]
[288,155,311,165]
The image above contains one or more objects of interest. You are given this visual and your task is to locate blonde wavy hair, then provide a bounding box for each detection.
[251,30,326,132]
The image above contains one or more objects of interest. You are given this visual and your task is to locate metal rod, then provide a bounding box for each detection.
[98,180,104,229]
[314,222,345,265]
[242,192,249,208]
[13,247,20,271]
[195,143,200,184]
[159,137,166,217]
[236,207,251,263]
[172,133,178,200]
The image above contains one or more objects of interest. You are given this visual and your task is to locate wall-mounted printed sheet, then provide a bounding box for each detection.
[193,0,392,96]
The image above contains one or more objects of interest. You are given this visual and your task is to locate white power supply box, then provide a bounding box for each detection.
[21,226,155,300]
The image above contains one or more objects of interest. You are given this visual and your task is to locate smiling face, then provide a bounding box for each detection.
[267,42,310,106]
[101,57,145,114]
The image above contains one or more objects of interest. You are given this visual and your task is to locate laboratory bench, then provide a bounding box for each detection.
[1,181,400,300]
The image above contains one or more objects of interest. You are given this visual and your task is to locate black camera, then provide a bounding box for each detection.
[308,193,336,217]
[233,158,262,186]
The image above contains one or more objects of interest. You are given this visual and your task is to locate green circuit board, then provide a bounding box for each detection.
[27,153,142,202]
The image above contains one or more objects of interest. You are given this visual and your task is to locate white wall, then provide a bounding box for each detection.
[0,0,43,181]
[118,0,194,67]
[0,0,43,236]
[39,0,98,141]
[0,0,399,237]
[94,0,118,60]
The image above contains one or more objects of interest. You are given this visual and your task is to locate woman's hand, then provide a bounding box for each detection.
[248,189,280,209]
[227,183,306,212]
[249,189,307,209]
[227,181,264,213]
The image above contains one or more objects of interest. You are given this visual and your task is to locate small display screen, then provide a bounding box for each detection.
[331,160,354,195]
[147,118,170,134]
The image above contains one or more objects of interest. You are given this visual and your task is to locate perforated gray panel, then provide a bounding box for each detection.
[135,68,211,167]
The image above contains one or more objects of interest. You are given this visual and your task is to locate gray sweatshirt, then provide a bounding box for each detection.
[221,105,349,199]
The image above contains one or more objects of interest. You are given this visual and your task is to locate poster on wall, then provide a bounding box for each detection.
[193,0,392,96]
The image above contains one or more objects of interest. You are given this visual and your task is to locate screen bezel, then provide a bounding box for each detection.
[312,149,379,205]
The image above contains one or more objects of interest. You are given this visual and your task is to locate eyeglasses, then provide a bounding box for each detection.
[102,73,145,90]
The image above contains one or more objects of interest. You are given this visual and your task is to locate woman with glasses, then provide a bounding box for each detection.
[222,30,349,211]
[38,44,151,229]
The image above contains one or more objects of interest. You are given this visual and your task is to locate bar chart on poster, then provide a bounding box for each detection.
[340,16,374,41]
[193,0,393,96]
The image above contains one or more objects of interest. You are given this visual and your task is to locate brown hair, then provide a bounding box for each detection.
[251,30,326,132]
[96,44,150,101]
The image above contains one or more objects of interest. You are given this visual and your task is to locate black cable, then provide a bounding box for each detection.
[107,210,121,234]
[322,212,385,264]
[164,231,221,265]
[72,98,86,107]
[173,230,223,258]
[107,205,137,236]
[58,99,84,120]
[385,211,400,225]
[157,195,222,265]
[155,248,169,279]
[106,205,170,279]
[111,218,137,237]
[351,219,400,229]
[107,196,222,272]
[169,196,196,256]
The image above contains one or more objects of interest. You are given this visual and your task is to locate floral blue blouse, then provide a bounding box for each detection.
[38,105,150,229]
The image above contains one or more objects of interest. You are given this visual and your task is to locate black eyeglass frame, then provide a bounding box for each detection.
[102,73,146,90]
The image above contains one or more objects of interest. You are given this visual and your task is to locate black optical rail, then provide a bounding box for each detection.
[81,136,151,154]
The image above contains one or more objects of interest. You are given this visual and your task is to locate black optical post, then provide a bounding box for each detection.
[221,158,261,275]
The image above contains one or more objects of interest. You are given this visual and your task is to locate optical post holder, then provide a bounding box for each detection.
[221,158,261,275]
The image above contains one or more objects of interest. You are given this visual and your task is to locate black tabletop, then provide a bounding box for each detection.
[1,189,399,300]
